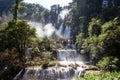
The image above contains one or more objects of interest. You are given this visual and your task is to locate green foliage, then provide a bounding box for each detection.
[0,22,8,30]
[101,19,118,33]
[88,18,101,37]
[100,27,120,57]
[41,51,52,69]
[76,72,120,80]
[96,56,119,71]
[88,20,120,62]
[13,0,23,20]
[32,47,40,54]
[71,0,103,39]
[76,17,120,68]
[88,36,100,58]
[0,20,36,54]
[48,61,57,67]
[80,38,90,54]
[76,33,84,50]
[38,36,55,52]
[19,3,49,23]
[0,0,49,23]
[42,51,52,60]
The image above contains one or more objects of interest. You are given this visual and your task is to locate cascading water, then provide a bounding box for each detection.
[55,8,71,39]
[22,49,86,80]
[64,26,71,39]
[14,5,88,80]
[57,49,77,61]
[57,15,60,24]
[57,49,84,66]
[25,48,32,57]
[56,23,64,37]
[55,23,71,39]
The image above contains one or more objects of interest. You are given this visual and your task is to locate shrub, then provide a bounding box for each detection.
[76,72,120,80]
[96,56,119,71]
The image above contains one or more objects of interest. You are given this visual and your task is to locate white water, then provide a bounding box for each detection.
[21,49,87,80]
[64,26,71,39]
[28,21,56,37]
[55,24,71,39]
[59,9,70,20]
[13,69,23,80]
[55,8,71,39]
[57,49,77,61]
[22,66,85,80]
[14,6,87,80]
[28,20,71,39]
[56,23,64,37]
[57,49,84,66]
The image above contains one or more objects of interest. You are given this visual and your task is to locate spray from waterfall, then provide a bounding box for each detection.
[27,8,71,38]
[28,21,56,37]
[44,23,56,37]
[59,9,70,20]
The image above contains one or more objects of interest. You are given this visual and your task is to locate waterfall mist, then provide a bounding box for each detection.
[59,9,70,20]
[28,21,56,37]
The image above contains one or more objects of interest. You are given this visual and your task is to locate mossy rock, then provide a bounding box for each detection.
[42,63,48,69]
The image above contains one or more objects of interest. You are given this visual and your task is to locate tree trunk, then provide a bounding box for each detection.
[13,0,19,20]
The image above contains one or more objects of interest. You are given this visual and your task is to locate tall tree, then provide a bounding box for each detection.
[71,0,103,41]
[13,0,23,20]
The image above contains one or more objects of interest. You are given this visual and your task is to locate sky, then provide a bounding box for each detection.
[24,0,73,10]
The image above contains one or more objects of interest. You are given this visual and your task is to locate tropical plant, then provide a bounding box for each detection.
[96,56,119,71]
[76,72,120,80]
[0,20,37,56]
[88,18,101,37]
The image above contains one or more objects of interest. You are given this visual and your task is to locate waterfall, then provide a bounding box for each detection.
[18,49,87,80]
[55,8,71,39]
[13,69,23,80]
[25,48,32,57]
[55,24,71,39]
[14,5,88,80]
[22,67,84,80]
[57,49,84,66]
[57,15,60,24]
[57,49,77,61]
[56,23,63,37]
[64,26,71,39]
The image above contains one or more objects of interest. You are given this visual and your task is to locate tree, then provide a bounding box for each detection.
[0,20,36,57]
[101,0,120,21]
[101,27,120,57]
[75,33,84,53]
[38,36,55,52]
[101,18,118,33]
[88,18,101,37]
[13,0,23,20]
[71,0,103,41]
